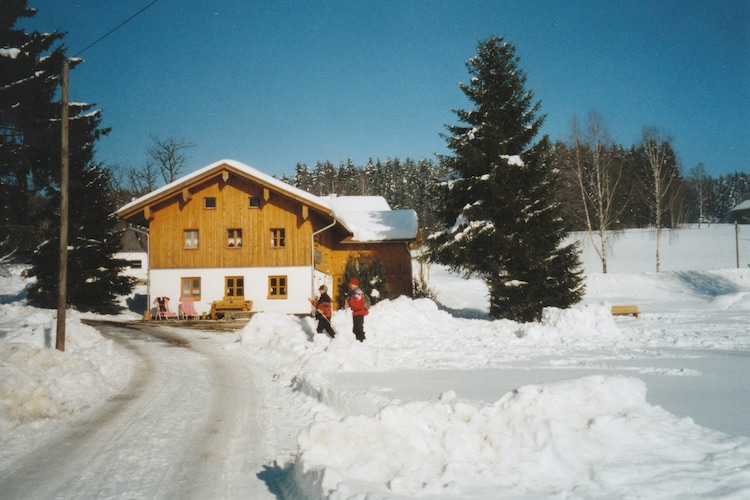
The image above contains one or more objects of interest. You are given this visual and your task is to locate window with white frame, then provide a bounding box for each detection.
[227,228,242,248]
[184,229,199,249]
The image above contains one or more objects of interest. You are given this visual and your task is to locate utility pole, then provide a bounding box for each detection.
[736,221,740,269]
[56,58,70,352]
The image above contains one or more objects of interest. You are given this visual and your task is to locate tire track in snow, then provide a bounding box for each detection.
[0,321,272,499]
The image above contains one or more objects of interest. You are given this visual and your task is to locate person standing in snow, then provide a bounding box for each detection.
[347,277,368,342]
[309,284,335,338]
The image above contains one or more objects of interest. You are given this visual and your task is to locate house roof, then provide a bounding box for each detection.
[730,200,750,212]
[117,159,332,219]
[322,195,418,242]
[117,159,418,242]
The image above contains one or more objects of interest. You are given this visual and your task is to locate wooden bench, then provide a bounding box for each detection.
[210,298,253,320]
[611,305,639,318]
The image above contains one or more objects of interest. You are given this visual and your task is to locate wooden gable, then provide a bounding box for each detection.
[118,162,336,271]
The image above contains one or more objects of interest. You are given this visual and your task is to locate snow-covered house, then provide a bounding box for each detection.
[116,159,418,316]
[730,200,750,223]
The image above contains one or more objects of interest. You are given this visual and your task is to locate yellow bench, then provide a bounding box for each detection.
[611,305,639,318]
[210,298,253,319]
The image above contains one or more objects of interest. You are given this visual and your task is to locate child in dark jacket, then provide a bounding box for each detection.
[309,285,335,338]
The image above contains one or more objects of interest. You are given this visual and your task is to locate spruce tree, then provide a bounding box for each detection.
[1,1,67,259]
[338,253,390,309]
[428,36,584,322]
[1,1,134,311]
[28,164,135,312]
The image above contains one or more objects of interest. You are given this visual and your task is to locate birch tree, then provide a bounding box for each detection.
[569,110,628,273]
[689,163,708,226]
[639,127,679,272]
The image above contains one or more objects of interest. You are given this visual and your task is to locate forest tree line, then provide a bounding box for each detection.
[280,144,750,238]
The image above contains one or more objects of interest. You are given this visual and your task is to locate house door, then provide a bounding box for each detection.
[225,276,244,300]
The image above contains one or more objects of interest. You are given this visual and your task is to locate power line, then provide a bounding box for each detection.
[73,0,160,58]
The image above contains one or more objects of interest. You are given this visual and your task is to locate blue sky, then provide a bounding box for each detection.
[24,0,749,179]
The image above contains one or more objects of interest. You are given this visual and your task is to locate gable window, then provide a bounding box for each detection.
[181,277,201,300]
[270,228,285,248]
[225,276,244,298]
[228,228,242,248]
[268,276,287,298]
[204,197,216,209]
[248,196,261,208]
[184,229,199,249]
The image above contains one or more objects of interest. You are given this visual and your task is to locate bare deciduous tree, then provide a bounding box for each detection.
[147,134,195,185]
[689,163,708,226]
[127,160,160,196]
[639,127,679,272]
[568,110,628,273]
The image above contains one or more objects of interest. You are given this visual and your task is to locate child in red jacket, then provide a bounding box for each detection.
[346,277,368,342]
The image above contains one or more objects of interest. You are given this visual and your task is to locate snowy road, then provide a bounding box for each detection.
[0,320,275,499]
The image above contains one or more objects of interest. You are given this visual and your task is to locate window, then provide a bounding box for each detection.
[184,229,199,249]
[248,196,261,208]
[225,276,244,298]
[268,276,287,298]
[181,277,201,300]
[228,228,242,248]
[271,228,285,247]
[204,197,216,209]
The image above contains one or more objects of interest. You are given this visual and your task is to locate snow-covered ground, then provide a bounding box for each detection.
[1,224,750,498]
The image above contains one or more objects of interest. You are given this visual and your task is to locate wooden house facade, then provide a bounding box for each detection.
[116,159,418,316]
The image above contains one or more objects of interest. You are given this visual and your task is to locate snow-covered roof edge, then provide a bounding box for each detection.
[335,209,419,242]
[322,195,418,242]
[730,199,750,212]
[116,159,418,243]
[116,159,332,217]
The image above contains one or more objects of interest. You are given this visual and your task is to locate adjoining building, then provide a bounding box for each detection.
[730,200,750,224]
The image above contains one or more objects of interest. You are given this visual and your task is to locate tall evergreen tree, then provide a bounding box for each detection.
[28,163,135,312]
[1,0,67,259]
[428,36,584,322]
[1,1,134,311]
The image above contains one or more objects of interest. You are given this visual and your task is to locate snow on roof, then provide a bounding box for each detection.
[730,200,750,212]
[322,195,392,212]
[117,160,418,242]
[336,209,418,242]
[322,195,418,242]
[0,48,21,59]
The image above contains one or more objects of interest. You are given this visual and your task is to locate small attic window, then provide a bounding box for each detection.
[204,197,216,209]
[248,196,261,208]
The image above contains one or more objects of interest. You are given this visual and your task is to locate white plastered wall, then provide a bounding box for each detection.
[150,266,321,316]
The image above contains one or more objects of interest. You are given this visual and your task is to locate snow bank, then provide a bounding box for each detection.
[237,298,627,422]
[238,286,750,498]
[0,304,132,432]
[239,298,622,379]
[0,264,29,300]
[293,375,750,499]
